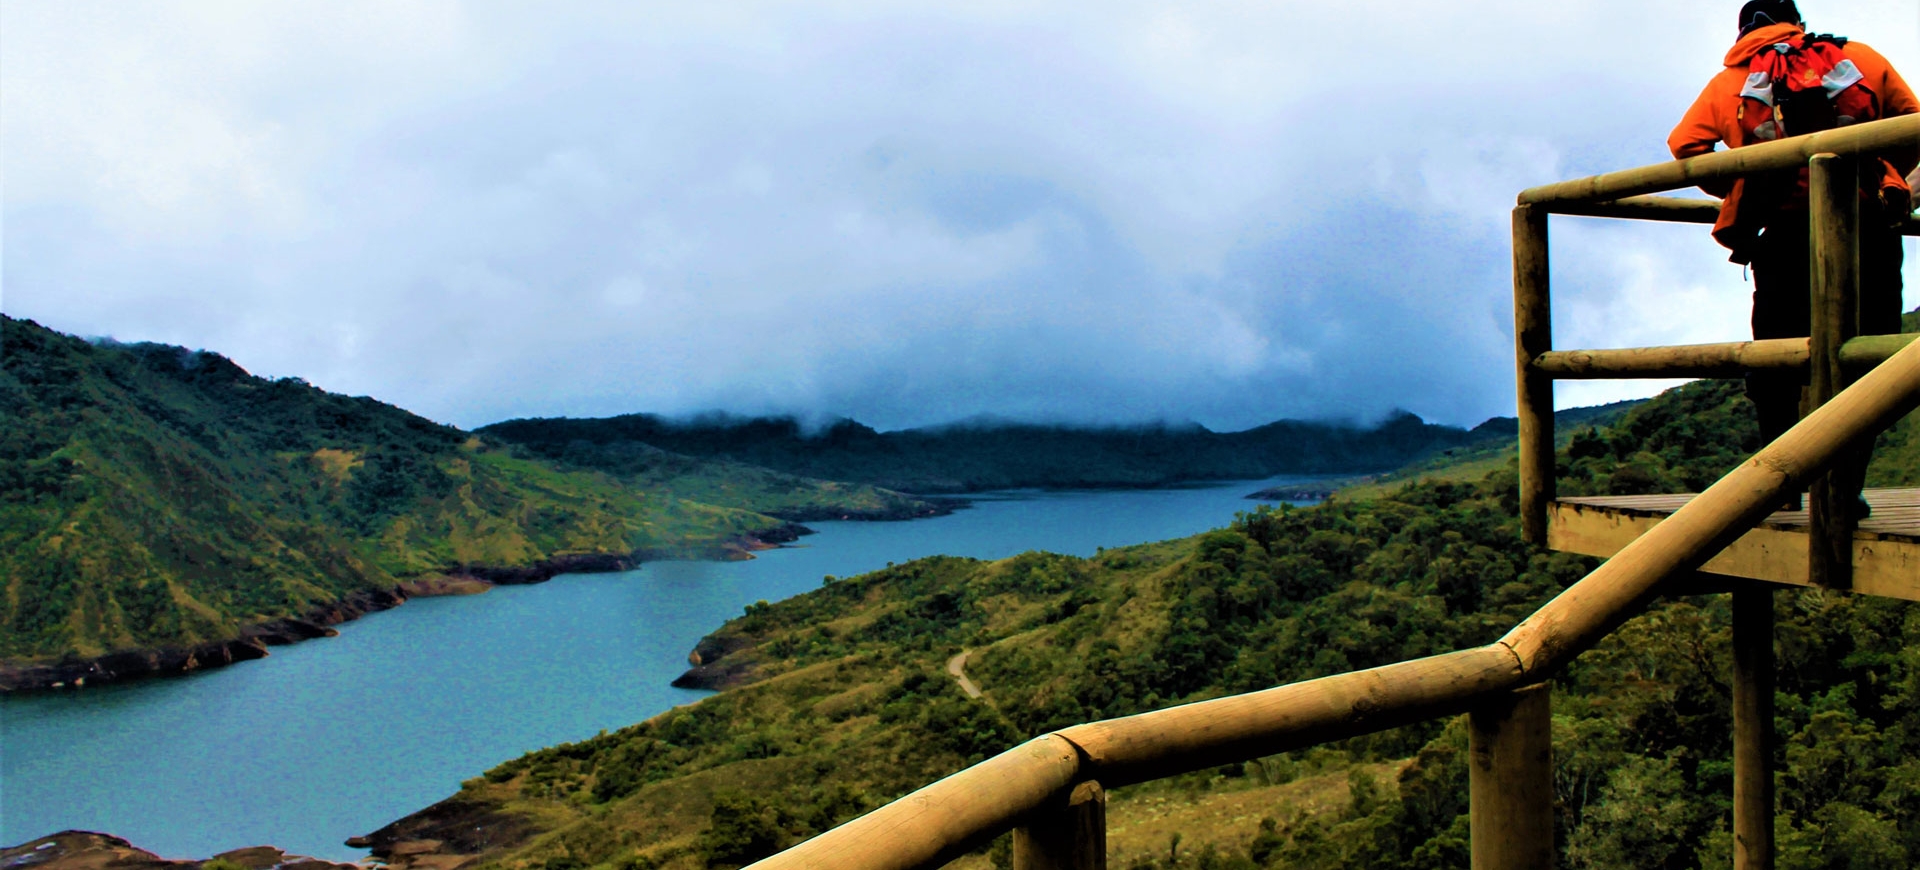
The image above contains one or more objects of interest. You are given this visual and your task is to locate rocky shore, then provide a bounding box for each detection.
[1,832,359,870]
[0,527,810,693]
[0,586,408,693]
[344,797,537,870]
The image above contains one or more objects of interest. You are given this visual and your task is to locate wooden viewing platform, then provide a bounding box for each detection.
[1550,488,1920,601]
[743,113,1920,870]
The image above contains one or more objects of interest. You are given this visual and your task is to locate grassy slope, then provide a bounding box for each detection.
[0,317,930,665]
[371,371,1920,870]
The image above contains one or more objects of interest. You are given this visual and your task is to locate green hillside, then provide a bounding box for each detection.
[1860,307,1920,486]
[0,316,932,687]
[1268,399,1646,500]
[476,409,1497,494]
[362,375,1920,869]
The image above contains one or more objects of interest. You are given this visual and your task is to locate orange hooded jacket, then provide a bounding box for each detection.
[1667,22,1919,254]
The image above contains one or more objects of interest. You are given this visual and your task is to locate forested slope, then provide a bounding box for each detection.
[365,374,1920,869]
[0,317,932,687]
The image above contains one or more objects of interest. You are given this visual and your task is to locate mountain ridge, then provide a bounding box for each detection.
[477,408,1499,494]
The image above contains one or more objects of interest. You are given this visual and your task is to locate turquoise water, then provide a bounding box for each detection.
[0,479,1310,860]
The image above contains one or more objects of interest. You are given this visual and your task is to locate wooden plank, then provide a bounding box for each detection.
[1555,488,1920,527]
[1547,493,1920,602]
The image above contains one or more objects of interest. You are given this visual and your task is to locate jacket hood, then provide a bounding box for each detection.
[1725,22,1806,66]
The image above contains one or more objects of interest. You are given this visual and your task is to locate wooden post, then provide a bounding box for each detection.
[1514,205,1554,546]
[1014,781,1106,870]
[1732,587,1775,870]
[1470,683,1554,870]
[1807,153,1860,590]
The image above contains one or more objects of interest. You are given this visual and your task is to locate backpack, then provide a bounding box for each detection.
[1714,33,1884,259]
[1737,34,1879,144]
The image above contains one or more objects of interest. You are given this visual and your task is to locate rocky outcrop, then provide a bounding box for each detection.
[0,831,356,870]
[671,630,759,690]
[348,797,537,870]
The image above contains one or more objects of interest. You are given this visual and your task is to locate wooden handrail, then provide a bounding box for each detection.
[1056,646,1521,787]
[1531,333,1918,379]
[1545,195,1920,235]
[749,735,1083,870]
[1548,195,1720,223]
[745,334,1920,870]
[1517,113,1920,205]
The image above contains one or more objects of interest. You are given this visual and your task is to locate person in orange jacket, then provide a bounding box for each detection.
[1668,1,1917,482]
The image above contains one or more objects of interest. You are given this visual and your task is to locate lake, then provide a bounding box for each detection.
[0,478,1313,860]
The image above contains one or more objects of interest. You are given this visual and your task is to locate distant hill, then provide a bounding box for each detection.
[0,317,934,689]
[1251,398,1649,501]
[478,409,1496,494]
[1330,308,1919,500]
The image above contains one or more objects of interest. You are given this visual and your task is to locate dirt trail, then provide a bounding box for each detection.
[946,650,984,700]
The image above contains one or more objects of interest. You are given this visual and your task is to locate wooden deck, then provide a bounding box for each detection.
[1549,487,1920,601]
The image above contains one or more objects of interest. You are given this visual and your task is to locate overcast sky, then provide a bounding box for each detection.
[5,1,1917,431]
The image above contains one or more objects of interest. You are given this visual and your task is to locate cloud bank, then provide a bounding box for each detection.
[5,1,1916,430]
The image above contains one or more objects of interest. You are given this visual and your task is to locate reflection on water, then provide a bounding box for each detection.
[0,477,1313,859]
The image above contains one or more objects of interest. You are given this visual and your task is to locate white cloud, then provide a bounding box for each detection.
[4,0,1916,430]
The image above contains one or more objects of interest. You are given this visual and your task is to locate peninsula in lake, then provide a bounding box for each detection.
[0,316,938,691]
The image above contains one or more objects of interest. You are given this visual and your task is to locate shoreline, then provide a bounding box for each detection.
[0,525,817,695]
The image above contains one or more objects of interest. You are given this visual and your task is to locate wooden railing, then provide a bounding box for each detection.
[1512,112,1920,576]
[745,113,1920,870]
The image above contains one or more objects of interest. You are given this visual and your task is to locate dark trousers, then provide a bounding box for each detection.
[1746,210,1906,445]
